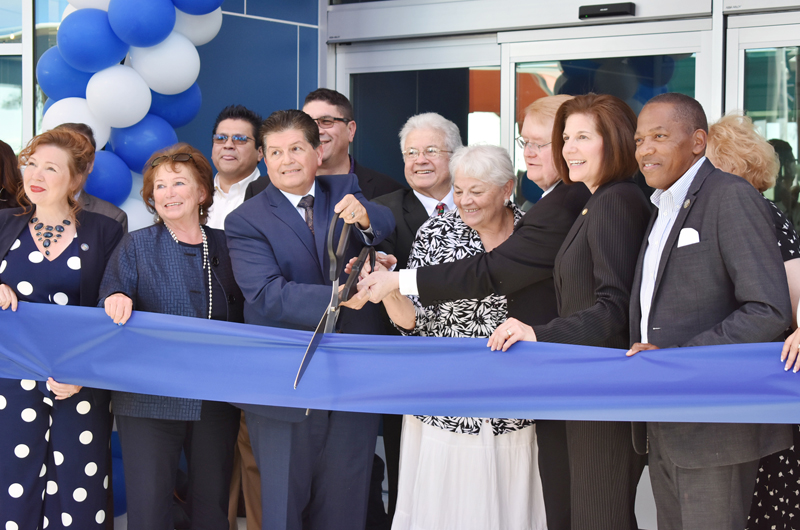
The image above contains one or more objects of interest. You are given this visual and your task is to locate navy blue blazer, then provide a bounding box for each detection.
[98,224,244,420]
[225,174,394,421]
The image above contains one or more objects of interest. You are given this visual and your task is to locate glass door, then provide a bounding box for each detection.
[501,19,714,205]
[727,11,800,225]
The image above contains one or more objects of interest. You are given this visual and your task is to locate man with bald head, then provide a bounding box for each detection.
[627,93,792,529]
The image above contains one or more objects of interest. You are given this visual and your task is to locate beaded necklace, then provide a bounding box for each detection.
[31,217,71,256]
[166,224,212,319]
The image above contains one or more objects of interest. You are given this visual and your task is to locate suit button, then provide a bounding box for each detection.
[212,257,220,266]
[228,294,236,303]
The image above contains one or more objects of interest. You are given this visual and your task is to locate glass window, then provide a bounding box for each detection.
[0,0,22,43]
[513,54,696,206]
[34,0,71,132]
[350,66,500,186]
[0,55,22,152]
[743,47,800,225]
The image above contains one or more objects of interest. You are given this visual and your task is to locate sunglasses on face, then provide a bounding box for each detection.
[151,153,193,167]
[212,134,254,146]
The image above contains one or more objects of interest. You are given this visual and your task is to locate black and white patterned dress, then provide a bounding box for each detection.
[746,198,800,530]
[391,205,547,530]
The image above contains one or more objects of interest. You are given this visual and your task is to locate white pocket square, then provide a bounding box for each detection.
[677,227,700,248]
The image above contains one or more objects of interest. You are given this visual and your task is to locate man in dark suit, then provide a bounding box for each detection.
[626,93,793,530]
[246,89,403,201]
[225,109,394,530]
[357,96,590,530]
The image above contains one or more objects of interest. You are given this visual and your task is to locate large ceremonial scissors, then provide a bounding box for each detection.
[294,211,375,389]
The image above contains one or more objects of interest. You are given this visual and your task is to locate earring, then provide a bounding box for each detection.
[199,205,204,217]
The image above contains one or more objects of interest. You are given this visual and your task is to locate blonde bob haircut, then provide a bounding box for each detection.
[706,113,778,193]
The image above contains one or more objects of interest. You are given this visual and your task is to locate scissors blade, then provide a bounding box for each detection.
[294,279,341,389]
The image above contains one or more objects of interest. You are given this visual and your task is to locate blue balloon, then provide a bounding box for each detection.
[36,46,93,101]
[149,83,202,128]
[172,0,224,15]
[57,9,129,73]
[85,150,133,206]
[112,456,127,516]
[109,114,178,173]
[108,0,176,48]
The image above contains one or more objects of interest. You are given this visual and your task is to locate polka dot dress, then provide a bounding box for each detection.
[0,230,111,529]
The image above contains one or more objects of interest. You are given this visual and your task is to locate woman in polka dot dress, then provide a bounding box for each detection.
[0,128,124,530]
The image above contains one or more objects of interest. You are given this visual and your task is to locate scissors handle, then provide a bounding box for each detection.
[327,212,352,282]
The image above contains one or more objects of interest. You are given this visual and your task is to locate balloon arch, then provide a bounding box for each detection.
[35,0,224,207]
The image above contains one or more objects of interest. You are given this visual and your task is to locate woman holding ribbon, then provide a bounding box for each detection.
[487,93,651,530]
[0,128,123,529]
[353,144,547,530]
[98,143,243,530]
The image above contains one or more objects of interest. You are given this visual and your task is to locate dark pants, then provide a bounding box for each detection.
[648,422,759,530]
[116,400,240,530]
[536,419,571,530]
[245,409,380,530]
[566,420,646,530]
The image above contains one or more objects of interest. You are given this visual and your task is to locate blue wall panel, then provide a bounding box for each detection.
[221,0,244,14]
[248,0,318,26]
[176,13,317,172]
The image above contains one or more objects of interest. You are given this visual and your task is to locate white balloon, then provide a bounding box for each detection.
[174,7,223,46]
[129,32,200,95]
[41,98,111,148]
[61,4,78,21]
[86,65,151,128]
[68,0,110,10]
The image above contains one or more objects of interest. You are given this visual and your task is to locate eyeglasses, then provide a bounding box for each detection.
[151,153,193,167]
[313,116,352,129]
[402,147,452,160]
[515,137,551,153]
[212,134,254,145]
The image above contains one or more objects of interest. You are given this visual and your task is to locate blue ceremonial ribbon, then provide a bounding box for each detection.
[0,302,798,423]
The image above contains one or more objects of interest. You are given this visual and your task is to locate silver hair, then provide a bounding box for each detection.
[398,112,463,153]
[449,144,517,189]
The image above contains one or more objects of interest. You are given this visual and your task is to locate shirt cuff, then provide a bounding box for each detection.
[399,268,418,296]
[359,224,375,244]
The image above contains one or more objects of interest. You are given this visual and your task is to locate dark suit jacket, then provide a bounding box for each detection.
[630,160,792,467]
[98,224,244,420]
[372,188,429,270]
[79,192,128,232]
[244,159,404,201]
[0,208,123,308]
[225,174,394,422]
[415,181,591,326]
[533,180,651,348]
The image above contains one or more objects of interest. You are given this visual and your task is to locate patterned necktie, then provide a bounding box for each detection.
[297,195,314,234]
[435,202,446,217]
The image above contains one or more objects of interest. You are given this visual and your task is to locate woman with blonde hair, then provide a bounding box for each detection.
[707,113,800,530]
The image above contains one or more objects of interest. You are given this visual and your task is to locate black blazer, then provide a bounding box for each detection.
[0,207,124,308]
[533,180,651,348]
[244,159,404,201]
[415,181,591,326]
[372,188,429,270]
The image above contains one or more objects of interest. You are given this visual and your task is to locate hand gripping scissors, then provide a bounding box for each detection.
[294,211,375,389]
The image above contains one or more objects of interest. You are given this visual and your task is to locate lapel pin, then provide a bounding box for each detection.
[582,208,588,215]
[683,199,690,209]
[80,243,89,251]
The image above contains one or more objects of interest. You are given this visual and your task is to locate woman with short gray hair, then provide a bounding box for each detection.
[372,143,546,530]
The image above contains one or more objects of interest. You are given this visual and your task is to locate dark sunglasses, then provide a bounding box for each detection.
[212,134,254,145]
[151,153,193,168]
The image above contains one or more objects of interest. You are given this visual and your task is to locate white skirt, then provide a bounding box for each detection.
[392,415,547,530]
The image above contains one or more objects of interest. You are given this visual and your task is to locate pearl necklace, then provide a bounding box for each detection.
[166,224,212,319]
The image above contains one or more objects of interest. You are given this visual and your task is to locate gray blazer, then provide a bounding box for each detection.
[630,160,793,468]
[79,192,128,232]
[98,224,243,420]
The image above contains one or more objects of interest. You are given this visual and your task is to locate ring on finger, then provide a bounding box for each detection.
[506,329,512,337]
[350,211,356,218]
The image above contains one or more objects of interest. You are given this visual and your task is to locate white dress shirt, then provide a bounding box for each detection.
[279,183,374,242]
[539,180,560,199]
[639,157,705,343]
[206,167,261,229]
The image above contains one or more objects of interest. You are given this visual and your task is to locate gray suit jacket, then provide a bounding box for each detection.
[79,192,128,232]
[630,160,792,468]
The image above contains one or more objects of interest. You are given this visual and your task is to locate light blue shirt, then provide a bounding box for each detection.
[639,157,706,343]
